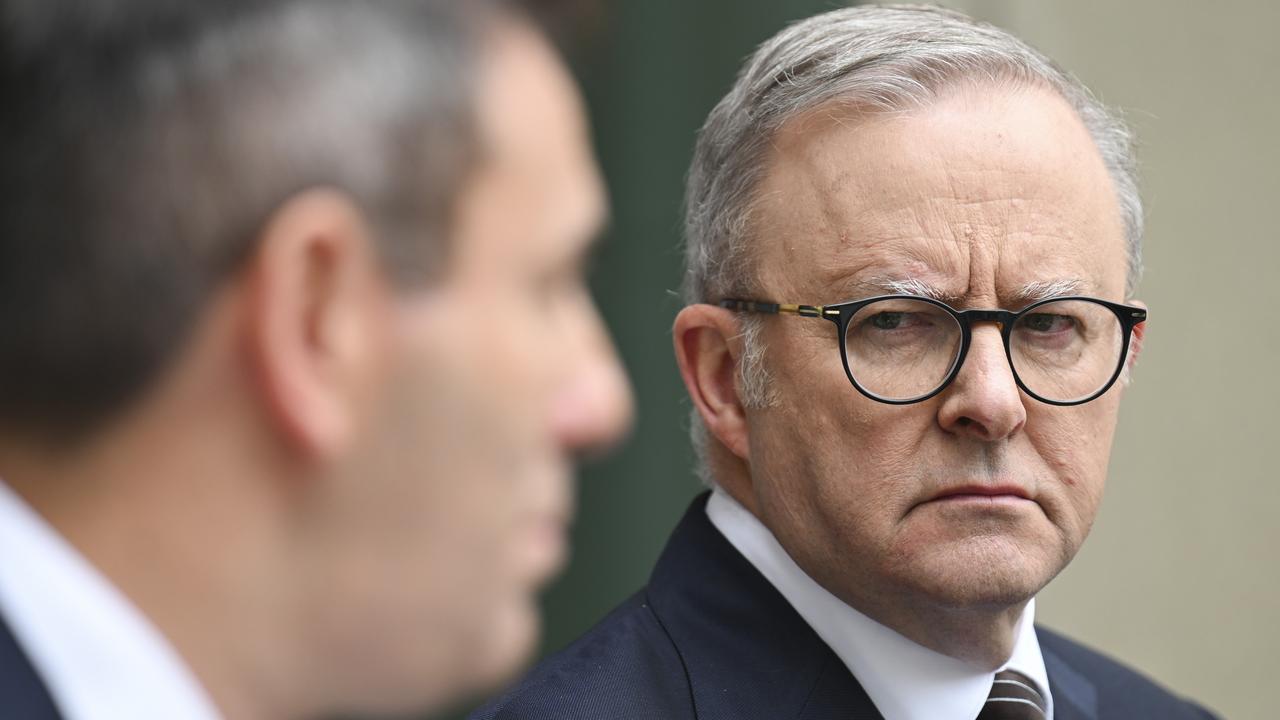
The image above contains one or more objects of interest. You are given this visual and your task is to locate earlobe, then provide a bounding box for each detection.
[243,188,386,460]
[672,305,751,461]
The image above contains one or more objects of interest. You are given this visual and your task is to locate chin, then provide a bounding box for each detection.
[344,596,541,717]
[896,535,1061,609]
[465,594,542,692]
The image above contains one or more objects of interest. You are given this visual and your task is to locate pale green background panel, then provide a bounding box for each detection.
[442,2,1277,718]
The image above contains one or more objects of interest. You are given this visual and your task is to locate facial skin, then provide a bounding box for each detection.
[0,12,629,720]
[300,18,634,712]
[676,83,1144,668]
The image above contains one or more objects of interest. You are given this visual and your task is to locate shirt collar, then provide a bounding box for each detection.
[706,487,1053,720]
[0,479,222,720]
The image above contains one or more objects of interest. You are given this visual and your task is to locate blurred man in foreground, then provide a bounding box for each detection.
[475,5,1215,719]
[0,0,631,717]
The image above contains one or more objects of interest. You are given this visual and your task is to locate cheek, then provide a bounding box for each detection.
[397,291,550,453]
[370,308,546,581]
[1025,400,1118,525]
[751,387,935,543]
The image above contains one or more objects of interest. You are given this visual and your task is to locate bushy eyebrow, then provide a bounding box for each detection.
[844,276,1089,307]
[1009,278,1086,306]
[863,276,962,303]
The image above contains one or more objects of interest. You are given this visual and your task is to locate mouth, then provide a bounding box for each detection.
[516,463,577,587]
[924,484,1036,507]
[521,510,570,586]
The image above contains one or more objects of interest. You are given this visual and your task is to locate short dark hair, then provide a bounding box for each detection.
[0,0,481,442]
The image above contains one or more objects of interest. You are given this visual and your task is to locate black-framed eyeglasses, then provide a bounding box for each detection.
[720,295,1147,406]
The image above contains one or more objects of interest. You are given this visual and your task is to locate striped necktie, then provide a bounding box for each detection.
[977,669,1048,719]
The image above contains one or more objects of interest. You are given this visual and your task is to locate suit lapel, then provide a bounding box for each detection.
[796,651,886,720]
[1040,637,1098,720]
[0,612,63,719]
[647,493,883,720]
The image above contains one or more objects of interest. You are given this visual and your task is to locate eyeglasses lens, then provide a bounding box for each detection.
[842,298,1125,403]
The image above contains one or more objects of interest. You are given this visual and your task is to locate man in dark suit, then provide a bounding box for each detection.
[0,1,630,718]
[474,5,1217,719]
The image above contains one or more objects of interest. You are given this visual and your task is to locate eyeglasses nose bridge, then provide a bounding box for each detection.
[953,309,1018,376]
[959,308,1012,328]
[951,311,1019,391]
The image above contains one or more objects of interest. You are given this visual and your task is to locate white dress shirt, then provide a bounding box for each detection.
[706,487,1053,720]
[0,479,222,720]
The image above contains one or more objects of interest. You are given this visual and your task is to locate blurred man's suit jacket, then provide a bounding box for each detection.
[0,615,61,719]
[473,493,1217,720]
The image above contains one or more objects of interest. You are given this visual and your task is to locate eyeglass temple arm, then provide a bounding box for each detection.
[719,299,839,318]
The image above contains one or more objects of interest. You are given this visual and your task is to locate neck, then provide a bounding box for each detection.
[0,408,316,719]
[877,597,1027,669]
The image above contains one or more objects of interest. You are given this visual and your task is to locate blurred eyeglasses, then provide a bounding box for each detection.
[719,295,1147,406]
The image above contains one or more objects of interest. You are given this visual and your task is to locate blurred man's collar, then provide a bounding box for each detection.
[0,479,221,720]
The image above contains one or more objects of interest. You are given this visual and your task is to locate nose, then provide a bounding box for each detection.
[550,321,634,458]
[936,324,1026,441]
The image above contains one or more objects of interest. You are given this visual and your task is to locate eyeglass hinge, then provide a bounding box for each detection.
[781,304,826,317]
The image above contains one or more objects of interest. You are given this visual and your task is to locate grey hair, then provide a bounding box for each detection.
[689,311,777,486]
[680,4,1144,482]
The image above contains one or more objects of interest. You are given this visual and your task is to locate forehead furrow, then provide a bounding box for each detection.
[753,86,1127,303]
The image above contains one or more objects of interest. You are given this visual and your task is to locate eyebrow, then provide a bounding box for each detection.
[862,276,963,303]
[1008,278,1086,306]
[840,276,1088,307]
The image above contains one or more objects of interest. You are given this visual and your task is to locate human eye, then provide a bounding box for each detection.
[1013,306,1088,354]
[861,306,943,334]
[1018,312,1077,335]
[869,311,911,330]
[850,301,949,348]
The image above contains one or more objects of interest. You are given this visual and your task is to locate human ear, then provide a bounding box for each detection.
[242,188,388,459]
[1126,299,1148,376]
[672,304,751,461]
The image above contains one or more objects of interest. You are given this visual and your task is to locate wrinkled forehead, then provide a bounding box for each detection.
[748,84,1128,306]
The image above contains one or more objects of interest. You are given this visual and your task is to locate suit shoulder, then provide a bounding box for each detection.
[1036,625,1219,719]
[469,590,693,720]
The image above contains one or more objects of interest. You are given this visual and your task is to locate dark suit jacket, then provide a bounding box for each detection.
[0,613,63,719]
[473,493,1218,720]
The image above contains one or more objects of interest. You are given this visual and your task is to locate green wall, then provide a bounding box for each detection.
[544,0,846,664]
[437,2,838,717]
